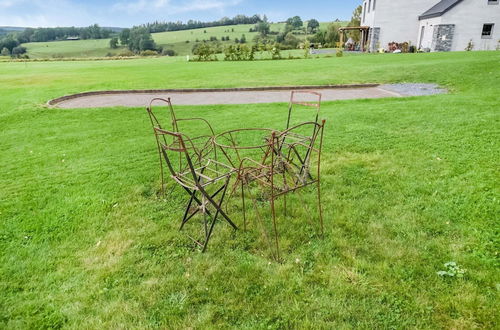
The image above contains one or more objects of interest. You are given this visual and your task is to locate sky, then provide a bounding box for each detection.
[0,0,361,28]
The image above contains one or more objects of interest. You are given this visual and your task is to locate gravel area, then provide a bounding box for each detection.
[50,83,446,109]
[379,83,447,96]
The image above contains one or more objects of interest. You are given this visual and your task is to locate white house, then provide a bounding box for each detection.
[360,0,500,52]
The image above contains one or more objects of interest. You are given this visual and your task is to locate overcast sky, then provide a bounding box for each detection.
[0,0,361,28]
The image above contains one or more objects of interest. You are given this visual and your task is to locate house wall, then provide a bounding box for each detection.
[361,0,376,27]
[439,0,500,51]
[361,0,438,50]
[418,17,442,50]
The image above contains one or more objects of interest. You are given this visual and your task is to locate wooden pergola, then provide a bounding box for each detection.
[338,26,370,52]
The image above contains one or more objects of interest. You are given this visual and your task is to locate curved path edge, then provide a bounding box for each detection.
[47,83,380,106]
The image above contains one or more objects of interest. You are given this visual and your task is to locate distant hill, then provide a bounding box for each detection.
[19,21,348,59]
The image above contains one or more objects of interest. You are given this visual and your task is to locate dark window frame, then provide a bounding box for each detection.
[481,23,494,38]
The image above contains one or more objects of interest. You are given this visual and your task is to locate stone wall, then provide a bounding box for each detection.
[369,27,381,52]
[431,24,455,52]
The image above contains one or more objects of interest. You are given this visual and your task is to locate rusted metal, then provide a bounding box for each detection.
[213,119,326,260]
[146,103,237,252]
[145,91,326,258]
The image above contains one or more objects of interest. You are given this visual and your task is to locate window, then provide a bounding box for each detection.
[368,0,371,12]
[363,2,366,22]
[488,0,499,5]
[373,0,377,10]
[482,24,494,38]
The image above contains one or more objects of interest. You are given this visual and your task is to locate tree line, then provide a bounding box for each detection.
[136,14,263,33]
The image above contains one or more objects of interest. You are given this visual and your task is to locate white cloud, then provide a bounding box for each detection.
[0,0,27,8]
[0,0,103,27]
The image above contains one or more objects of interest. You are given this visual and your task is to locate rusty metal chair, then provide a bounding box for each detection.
[266,120,326,260]
[215,121,326,260]
[282,91,322,184]
[146,106,237,252]
[147,98,217,194]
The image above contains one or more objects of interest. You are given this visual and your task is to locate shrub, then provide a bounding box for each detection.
[1,47,10,56]
[465,39,474,51]
[271,45,281,60]
[109,37,119,49]
[336,50,343,57]
[117,50,135,57]
[162,49,177,56]
[140,50,159,56]
[11,46,27,57]
[192,43,217,61]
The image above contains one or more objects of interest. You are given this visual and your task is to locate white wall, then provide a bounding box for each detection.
[361,0,376,27]
[368,0,438,48]
[440,0,500,51]
[418,17,442,50]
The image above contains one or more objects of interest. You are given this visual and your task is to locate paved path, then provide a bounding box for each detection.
[51,84,445,109]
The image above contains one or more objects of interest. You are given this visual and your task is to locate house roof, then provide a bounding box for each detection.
[419,0,464,20]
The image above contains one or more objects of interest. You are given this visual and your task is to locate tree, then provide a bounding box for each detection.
[109,37,119,49]
[347,5,362,42]
[0,36,19,52]
[11,46,27,56]
[308,30,326,45]
[240,34,246,43]
[1,47,10,56]
[119,28,130,45]
[286,16,303,30]
[324,23,341,47]
[128,27,156,52]
[255,21,270,36]
[307,19,320,33]
[283,32,299,48]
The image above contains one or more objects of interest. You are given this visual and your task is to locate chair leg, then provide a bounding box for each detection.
[241,180,246,231]
[202,178,230,252]
[317,179,324,238]
[180,189,197,230]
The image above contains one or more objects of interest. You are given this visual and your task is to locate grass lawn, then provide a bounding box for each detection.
[0,51,499,328]
[23,39,127,59]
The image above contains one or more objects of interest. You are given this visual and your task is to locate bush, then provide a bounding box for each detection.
[336,50,343,57]
[12,46,27,57]
[224,44,254,61]
[117,50,135,57]
[192,43,217,61]
[140,50,159,56]
[465,39,474,51]
[109,37,119,49]
[0,47,9,56]
[162,49,177,56]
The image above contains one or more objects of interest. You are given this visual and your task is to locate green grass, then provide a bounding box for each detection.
[1,52,499,328]
[23,38,128,59]
[22,22,339,58]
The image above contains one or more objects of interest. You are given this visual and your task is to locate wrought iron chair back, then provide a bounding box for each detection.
[286,91,322,130]
[147,98,218,193]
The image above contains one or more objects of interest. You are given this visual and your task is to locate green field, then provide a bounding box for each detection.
[1,52,499,328]
[23,38,127,58]
[22,22,336,58]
